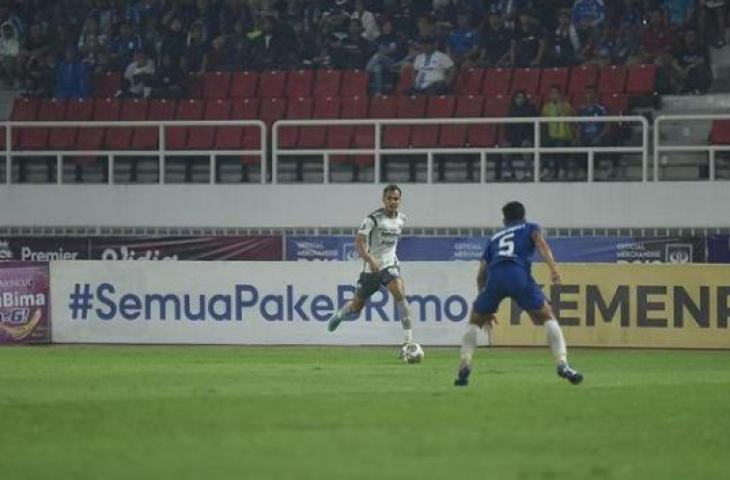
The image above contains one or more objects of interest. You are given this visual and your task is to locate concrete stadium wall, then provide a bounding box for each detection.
[1,182,728,228]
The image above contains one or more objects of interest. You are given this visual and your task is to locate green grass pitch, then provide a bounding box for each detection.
[1,346,729,480]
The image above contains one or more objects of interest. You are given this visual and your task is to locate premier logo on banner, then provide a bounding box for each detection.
[0,262,51,344]
[50,261,730,348]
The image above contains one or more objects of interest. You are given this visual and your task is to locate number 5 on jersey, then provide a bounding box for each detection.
[498,233,515,257]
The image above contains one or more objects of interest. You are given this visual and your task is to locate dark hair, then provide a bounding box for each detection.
[383,184,401,196]
[502,201,526,223]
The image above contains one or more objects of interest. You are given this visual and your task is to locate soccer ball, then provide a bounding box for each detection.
[399,343,425,364]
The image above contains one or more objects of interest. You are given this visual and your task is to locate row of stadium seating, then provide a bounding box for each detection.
[6,94,631,151]
[91,64,659,100]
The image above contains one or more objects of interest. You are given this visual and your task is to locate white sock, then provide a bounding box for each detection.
[333,302,354,320]
[459,323,484,365]
[545,319,567,365]
[396,299,413,343]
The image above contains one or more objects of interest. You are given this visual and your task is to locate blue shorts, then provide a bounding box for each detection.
[473,265,546,314]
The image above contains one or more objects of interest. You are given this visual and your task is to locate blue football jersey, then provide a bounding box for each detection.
[481,222,541,271]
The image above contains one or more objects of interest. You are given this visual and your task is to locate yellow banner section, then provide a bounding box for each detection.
[492,264,730,349]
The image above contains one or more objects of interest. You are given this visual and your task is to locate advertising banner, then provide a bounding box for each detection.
[0,262,51,344]
[708,235,730,263]
[50,261,730,348]
[90,236,282,261]
[285,236,357,261]
[0,237,90,261]
[615,236,706,264]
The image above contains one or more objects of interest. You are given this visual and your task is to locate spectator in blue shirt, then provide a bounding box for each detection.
[446,12,480,66]
[108,21,143,71]
[662,0,695,27]
[577,86,608,146]
[54,46,91,99]
[572,0,605,29]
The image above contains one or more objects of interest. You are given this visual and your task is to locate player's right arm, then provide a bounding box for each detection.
[532,229,561,285]
[356,216,380,272]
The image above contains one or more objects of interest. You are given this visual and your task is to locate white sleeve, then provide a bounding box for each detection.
[357,216,375,236]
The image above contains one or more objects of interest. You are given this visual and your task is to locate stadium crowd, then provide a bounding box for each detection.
[0,0,717,99]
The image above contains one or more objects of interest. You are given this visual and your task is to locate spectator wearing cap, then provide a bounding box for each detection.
[120,49,155,98]
[511,10,547,68]
[411,36,455,95]
[446,12,480,66]
[477,11,512,67]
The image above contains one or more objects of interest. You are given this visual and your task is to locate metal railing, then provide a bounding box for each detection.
[272,115,649,183]
[654,114,730,181]
[2,120,267,184]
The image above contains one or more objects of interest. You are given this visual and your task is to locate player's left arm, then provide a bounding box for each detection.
[532,229,561,285]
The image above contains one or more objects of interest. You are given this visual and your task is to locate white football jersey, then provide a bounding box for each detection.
[357,208,406,272]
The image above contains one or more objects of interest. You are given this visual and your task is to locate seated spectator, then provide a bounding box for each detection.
[152,53,185,99]
[541,85,574,180]
[159,17,188,67]
[366,19,408,94]
[662,0,696,28]
[54,47,91,99]
[671,29,712,94]
[351,0,380,42]
[411,36,454,95]
[182,21,208,74]
[511,10,547,68]
[77,17,108,74]
[477,11,512,68]
[251,14,297,70]
[446,12,480,66]
[629,7,677,66]
[109,21,143,71]
[19,23,53,91]
[0,22,21,88]
[26,52,57,98]
[698,0,727,48]
[576,86,608,147]
[549,9,582,66]
[330,19,373,70]
[500,90,538,181]
[120,49,155,98]
[572,0,606,31]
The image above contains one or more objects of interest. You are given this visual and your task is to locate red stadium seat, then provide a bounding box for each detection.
[17,99,67,150]
[411,95,456,148]
[482,68,512,96]
[167,99,204,150]
[327,95,368,149]
[49,99,93,149]
[93,72,121,98]
[440,95,483,147]
[383,95,426,148]
[202,72,231,99]
[470,94,509,147]
[598,65,627,94]
[396,67,414,95]
[569,65,599,95]
[300,96,341,148]
[626,64,657,95]
[539,67,569,96]
[131,99,175,150]
[187,99,232,150]
[215,98,260,149]
[341,70,369,96]
[230,71,259,98]
[76,98,120,150]
[258,70,286,98]
[259,97,287,127]
[279,97,314,148]
[510,68,541,95]
[106,99,148,149]
[286,70,314,98]
[710,120,730,144]
[601,93,629,115]
[355,95,397,149]
[454,68,485,95]
[10,98,39,121]
[313,69,342,97]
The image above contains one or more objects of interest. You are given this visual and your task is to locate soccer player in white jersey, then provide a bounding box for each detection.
[327,184,415,350]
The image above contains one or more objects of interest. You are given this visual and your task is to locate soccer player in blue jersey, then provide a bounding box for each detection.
[454,201,583,386]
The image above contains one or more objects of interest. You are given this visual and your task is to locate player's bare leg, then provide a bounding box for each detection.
[529,302,583,385]
[454,311,496,386]
[386,277,413,344]
[327,295,366,332]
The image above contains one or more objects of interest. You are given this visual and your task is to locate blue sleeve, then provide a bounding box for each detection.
[529,223,541,239]
[481,239,491,262]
